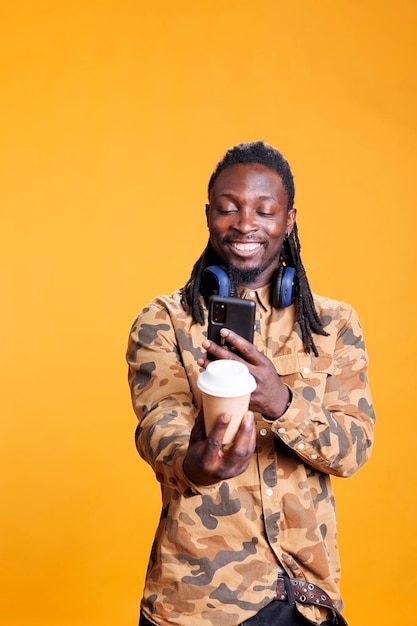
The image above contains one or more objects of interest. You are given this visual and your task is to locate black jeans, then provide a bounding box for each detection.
[139,602,337,625]
[239,600,336,625]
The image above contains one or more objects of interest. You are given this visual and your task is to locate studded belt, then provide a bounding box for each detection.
[274,576,348,626]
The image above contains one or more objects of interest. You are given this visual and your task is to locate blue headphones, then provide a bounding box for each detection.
[202,265,295,308]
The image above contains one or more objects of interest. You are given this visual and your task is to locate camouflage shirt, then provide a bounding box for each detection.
[126,284,375,626]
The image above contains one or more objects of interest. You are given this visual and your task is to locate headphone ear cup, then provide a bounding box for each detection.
[273,266,295,308]
[202,266,230,297]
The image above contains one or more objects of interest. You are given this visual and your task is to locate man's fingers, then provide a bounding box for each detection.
[200,339,238,362]
[204,414,231,451]
[218,329,262,363]
[229,411,256,455]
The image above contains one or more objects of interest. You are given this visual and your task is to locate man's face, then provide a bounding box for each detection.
[207,163,296,288]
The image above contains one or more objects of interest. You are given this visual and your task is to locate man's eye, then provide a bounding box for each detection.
[218,207,238,214]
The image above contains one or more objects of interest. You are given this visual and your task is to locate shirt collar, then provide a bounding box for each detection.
[237,284,272,312]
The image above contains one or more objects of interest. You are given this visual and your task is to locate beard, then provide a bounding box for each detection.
[225,266,264,295]
[207,242,281,294]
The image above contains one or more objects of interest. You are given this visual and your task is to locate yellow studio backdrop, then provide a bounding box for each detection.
[0,1,416,625]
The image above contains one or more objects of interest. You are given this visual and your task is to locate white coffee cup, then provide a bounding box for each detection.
[197,360,256,444]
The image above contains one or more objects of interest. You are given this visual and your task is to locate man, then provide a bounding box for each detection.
[126,141,375,626]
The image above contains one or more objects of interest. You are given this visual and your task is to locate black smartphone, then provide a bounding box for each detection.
[207,295,255,359]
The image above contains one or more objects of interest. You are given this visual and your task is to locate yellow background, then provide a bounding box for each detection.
[1,1,416,624]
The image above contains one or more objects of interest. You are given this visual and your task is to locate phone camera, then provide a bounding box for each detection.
[213,302,226,323]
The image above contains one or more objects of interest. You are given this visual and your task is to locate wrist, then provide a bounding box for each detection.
[262,387,292,421]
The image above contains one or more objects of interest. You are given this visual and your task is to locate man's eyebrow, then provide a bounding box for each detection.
[215,192,275,201]
[257,194,275,201]
[215,193,236,200]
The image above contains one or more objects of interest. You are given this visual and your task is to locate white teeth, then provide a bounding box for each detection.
[231,243,260,251]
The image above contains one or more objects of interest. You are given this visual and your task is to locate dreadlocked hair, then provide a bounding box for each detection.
[181,241,217,325]
[181,140,329,355]
[281,222,329,356]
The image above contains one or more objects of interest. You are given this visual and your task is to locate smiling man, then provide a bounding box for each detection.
[126,141,375,626]
[207,162,295,284]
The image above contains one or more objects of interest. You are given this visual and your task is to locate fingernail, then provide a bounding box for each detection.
[245,411,254,425]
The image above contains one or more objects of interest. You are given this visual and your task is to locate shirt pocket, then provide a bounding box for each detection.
[273,353,334,403]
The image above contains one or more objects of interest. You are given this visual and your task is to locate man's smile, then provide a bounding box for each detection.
[227,241,264,256]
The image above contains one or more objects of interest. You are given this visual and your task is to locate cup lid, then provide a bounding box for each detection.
[197,360,256,397]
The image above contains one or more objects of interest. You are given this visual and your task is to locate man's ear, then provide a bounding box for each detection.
[205,203,210,223]
[286,207,297,235]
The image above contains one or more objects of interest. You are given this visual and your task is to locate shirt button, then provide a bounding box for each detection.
[303,367,310,375]
[249,291,256,297]
[297,443,305,450]
[278,427,286,434]
[266,488,273,496]
[260,428,268,436]
[311,454,318,460]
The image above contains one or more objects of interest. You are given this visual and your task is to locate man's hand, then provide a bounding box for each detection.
[183,410,256,486]
[197,328,291,419]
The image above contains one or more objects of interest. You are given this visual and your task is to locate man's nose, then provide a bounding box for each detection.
[233,208,257,233]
